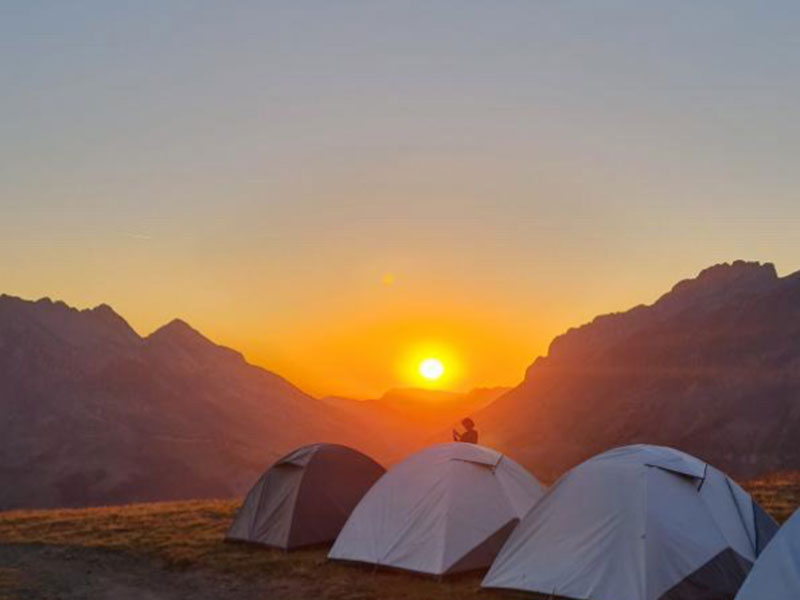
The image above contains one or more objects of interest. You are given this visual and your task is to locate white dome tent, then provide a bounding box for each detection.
[328,442,544,576]
[483,444,777,600]
[226,443,384,550]
[735,506,800,600]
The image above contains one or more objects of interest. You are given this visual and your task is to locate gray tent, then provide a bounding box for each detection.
[328,442,545,576]
[226,443,384,550]
[483,445,777,600]
[735,507,800,600]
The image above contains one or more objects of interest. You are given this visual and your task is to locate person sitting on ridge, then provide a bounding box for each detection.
[453,418,478,444]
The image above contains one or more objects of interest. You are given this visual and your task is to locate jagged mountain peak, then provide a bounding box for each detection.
[86,303,139,334]
[145,317,246,368]
[545,261,782,364]
[657,260,779,310]
[0,293,372,510]
[474,259,800,482]
[148,318,203,342]
[90,302,117,315]
[0,294,140,348]
[697,259,776,281]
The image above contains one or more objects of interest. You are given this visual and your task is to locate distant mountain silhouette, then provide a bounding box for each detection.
[322,387,508,461]
[0,295,374,509]
[473,261,800,482]
[5,259,800,508]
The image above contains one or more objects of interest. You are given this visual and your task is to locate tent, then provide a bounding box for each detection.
[328,442,545,576]
[735,506,800,600]
[226,443,385,550]
[483,444,777,600]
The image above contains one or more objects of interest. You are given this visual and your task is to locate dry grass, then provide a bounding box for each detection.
[0,567,21,600]
[743,471,800,523]
[0,473,797,599]
[0,500,244,572]
[0,499,503,599]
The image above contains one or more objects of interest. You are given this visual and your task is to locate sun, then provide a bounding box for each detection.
[418,358,445,381]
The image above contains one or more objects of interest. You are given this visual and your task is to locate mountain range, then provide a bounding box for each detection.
[322,386,507,455]
[0,296,371,509]
[473,260,800,482]
[0,295,492,509]
[2,259,800,509]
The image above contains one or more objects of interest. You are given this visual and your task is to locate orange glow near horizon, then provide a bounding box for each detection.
[218,295,543,399]
[7,233,788,400]
[5,3,800,401]
[0,260,700,399]
[3,256,745,400]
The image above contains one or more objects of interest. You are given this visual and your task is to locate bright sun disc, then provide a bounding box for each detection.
[419,358,444,380]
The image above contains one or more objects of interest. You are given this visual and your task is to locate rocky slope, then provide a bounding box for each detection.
[474,261,800,482]
[0,296,370,509]
[5,259,799,507]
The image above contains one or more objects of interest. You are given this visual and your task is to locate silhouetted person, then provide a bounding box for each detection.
[453,418,478,444]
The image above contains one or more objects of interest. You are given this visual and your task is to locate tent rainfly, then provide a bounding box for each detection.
[482,444,778,600]
[328,442,545,576]
[735,506,800,600]
[226,443,384,550]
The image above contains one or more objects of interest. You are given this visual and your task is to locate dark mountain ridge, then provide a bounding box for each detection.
[0,295,369,509]
[4,259,799,508]
[475,260,800,482]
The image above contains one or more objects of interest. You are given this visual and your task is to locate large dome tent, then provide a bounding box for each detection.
[226,443,384,550]
[483,444,777,600]
[328,442,544,576]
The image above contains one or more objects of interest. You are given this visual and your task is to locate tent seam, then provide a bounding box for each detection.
[285,447,319,548]
[643,466,648,600]
[439,459,456,574]
[723,477,757,553]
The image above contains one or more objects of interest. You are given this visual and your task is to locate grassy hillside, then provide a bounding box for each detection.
[0,500,515,599]
[0,472,797,599]
[743,471,800,523]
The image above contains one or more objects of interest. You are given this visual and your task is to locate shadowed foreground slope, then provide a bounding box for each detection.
[0,500,515,600]
[0,472,796,599]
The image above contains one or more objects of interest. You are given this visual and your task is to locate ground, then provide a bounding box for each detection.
[0,500,512,600]
[742,471,800,523]
[0,472,797,600]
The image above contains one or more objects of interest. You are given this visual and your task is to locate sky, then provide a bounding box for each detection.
[2,1,800,398]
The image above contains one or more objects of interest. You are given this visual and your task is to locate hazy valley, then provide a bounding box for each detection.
[2,260,800,509]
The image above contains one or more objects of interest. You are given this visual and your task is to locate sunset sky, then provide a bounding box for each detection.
[2,2,799,398]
